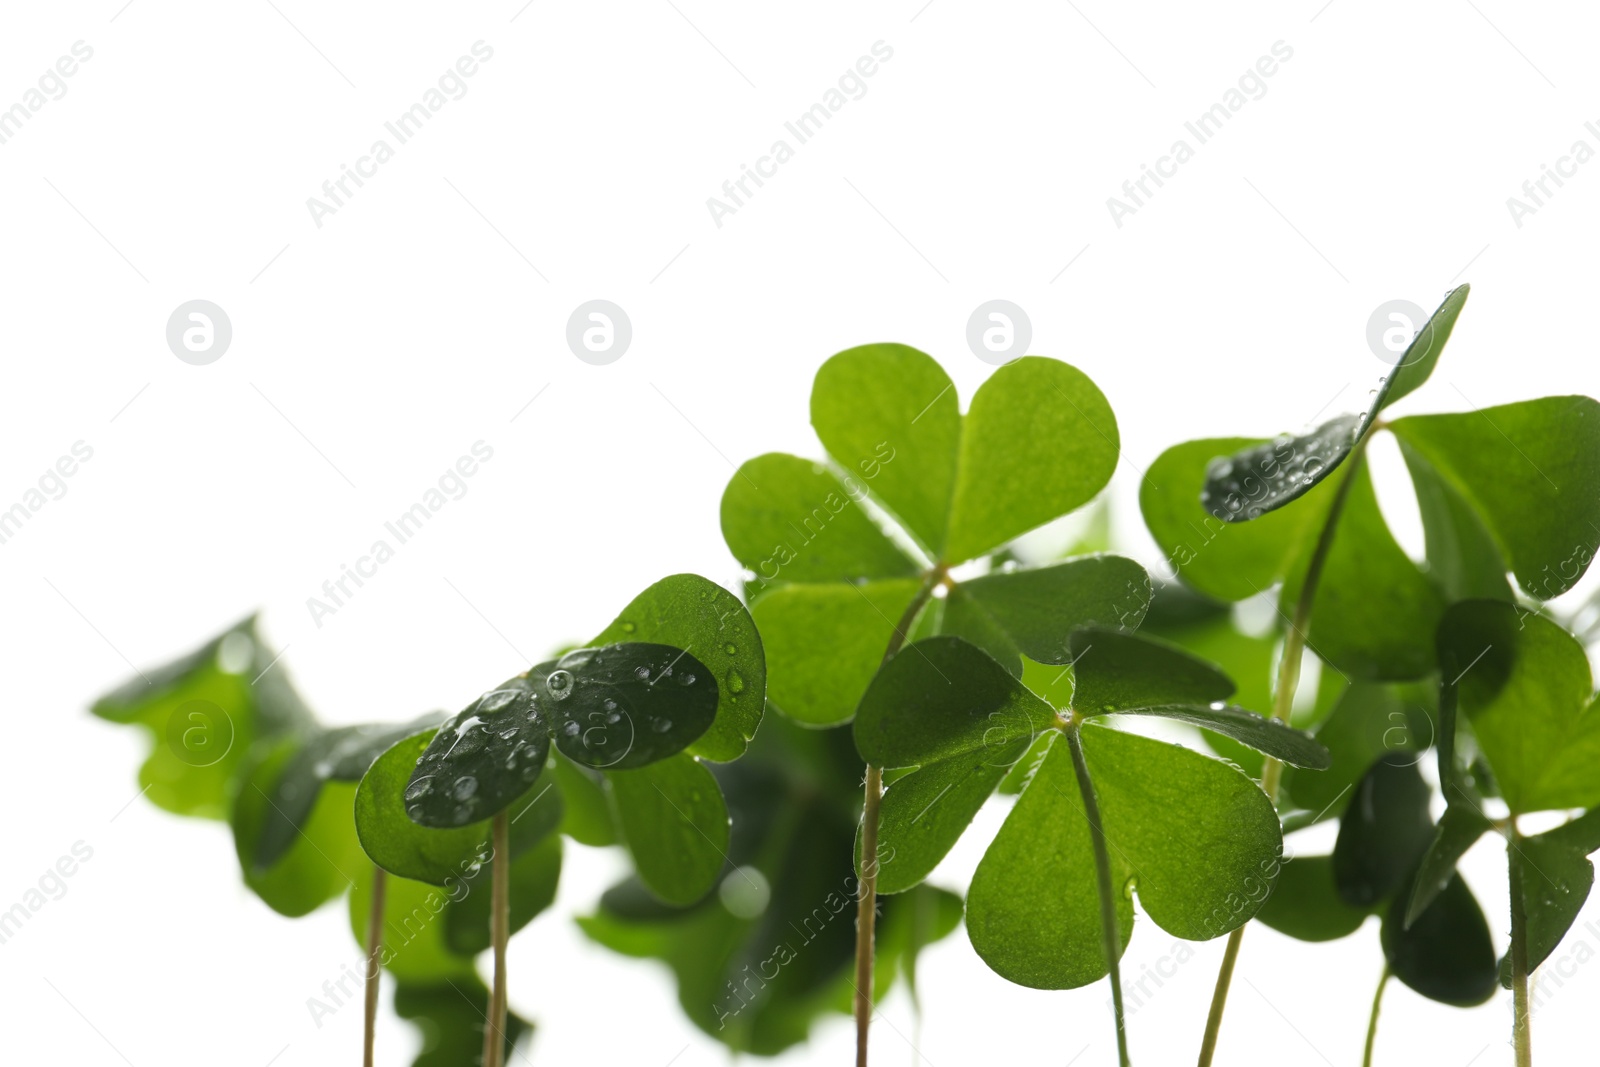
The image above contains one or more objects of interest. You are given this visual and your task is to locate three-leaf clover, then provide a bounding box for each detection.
[1142,285,1600,680]
[721,344,1150,725]
[853,630,1327,990]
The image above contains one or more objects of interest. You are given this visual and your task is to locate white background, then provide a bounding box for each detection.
[2,1,1598,1064]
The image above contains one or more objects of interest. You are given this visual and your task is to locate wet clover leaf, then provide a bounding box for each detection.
[405,643,715,829]
[723,344,1148,726]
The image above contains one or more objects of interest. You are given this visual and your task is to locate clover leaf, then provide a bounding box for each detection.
[1143,285,1600,681]
[722,345,1145,726]
[854,631,1318,990]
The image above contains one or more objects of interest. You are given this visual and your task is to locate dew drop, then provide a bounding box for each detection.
[521,763,539,780]
[635,666,651,681]
[724,643,737,655]
[406,803,425,820]
[604,699,618,712]
[498,726,519,740]
[452,775,479,801]
[1122,875,1138,899]
[452,804,474,825]
[677,672,697,686]
[479,689,518,714]
[563,720,581,737]
[726,668,746,696]
[621,620,637,633]
[404,777,434,801]
[546,670,575,699]
[653,719,673,734]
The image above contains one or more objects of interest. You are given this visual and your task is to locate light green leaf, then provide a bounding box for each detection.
[590,573,768,761]
[1287,683,1429,820]
[1399,438,1512,602]
[1439,600,1600,814]
[720,454,917,587]
[946,357,1119,562]
[810,343,960,557]
[1392,396,1600,600]
[1140,437,1337,602]
[753,578,924,726]
[1281,459,1444,680]
[444,834,563,955]
[1380,284,1470,410]
[231,746,364,917]
[968,734,1129,989]
[608,754,729,905]
[1085,724,1282,940]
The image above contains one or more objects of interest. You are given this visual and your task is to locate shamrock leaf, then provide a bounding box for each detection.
[724,345,1146,726]
[403,643,716,829]
[231,716,435,916]
[855,632,1306,988]
[1438,599,1600,814]
[1145,286,1600,682]
[1497,808,1600,984]
[91,616,313,818]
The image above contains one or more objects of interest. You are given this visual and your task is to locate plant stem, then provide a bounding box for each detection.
[855,567,945,1067]
[1362,967,1390,1067]
[483,810,511,1067]
[1509,821,1533,1067]
[1195,448,1369,1067]
[363,866,386,1067]
[1065,721,1130,1067]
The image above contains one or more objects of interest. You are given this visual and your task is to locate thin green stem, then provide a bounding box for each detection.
[483,810,511,1067]
[1362,967,1390,1067]
[1064,721,1130,1067]
[1196,447,1370,1067]
[363,866,386,1067]
[855,567,945,1067]
[1509,821,1533,1067]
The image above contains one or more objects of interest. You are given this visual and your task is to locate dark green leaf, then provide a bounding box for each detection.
[1109,705,1329,769]
[1200,414,1361,521]
[545,644,718,771]
[392,976,532,1067]
[231,745,364,917]
[1438,600,1600,814]
[407,676,550,828]
[752,578,924,726]
[608,754,729,905]
[1383,872,1497,1007]
[955,555,1152,664]
[589,573,767,762]
[549,752,615,846]
[1405,804,1494,928]
[357,730,552,886]
[1255,854,1369,942]
[946,357,1119,562]
[1067,628,1235,714]
[1287,682,1430,820]
[1332,755,1434,908]
[811,343,960,558]
[720,453,917,586]
[1392,396,1600,600]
